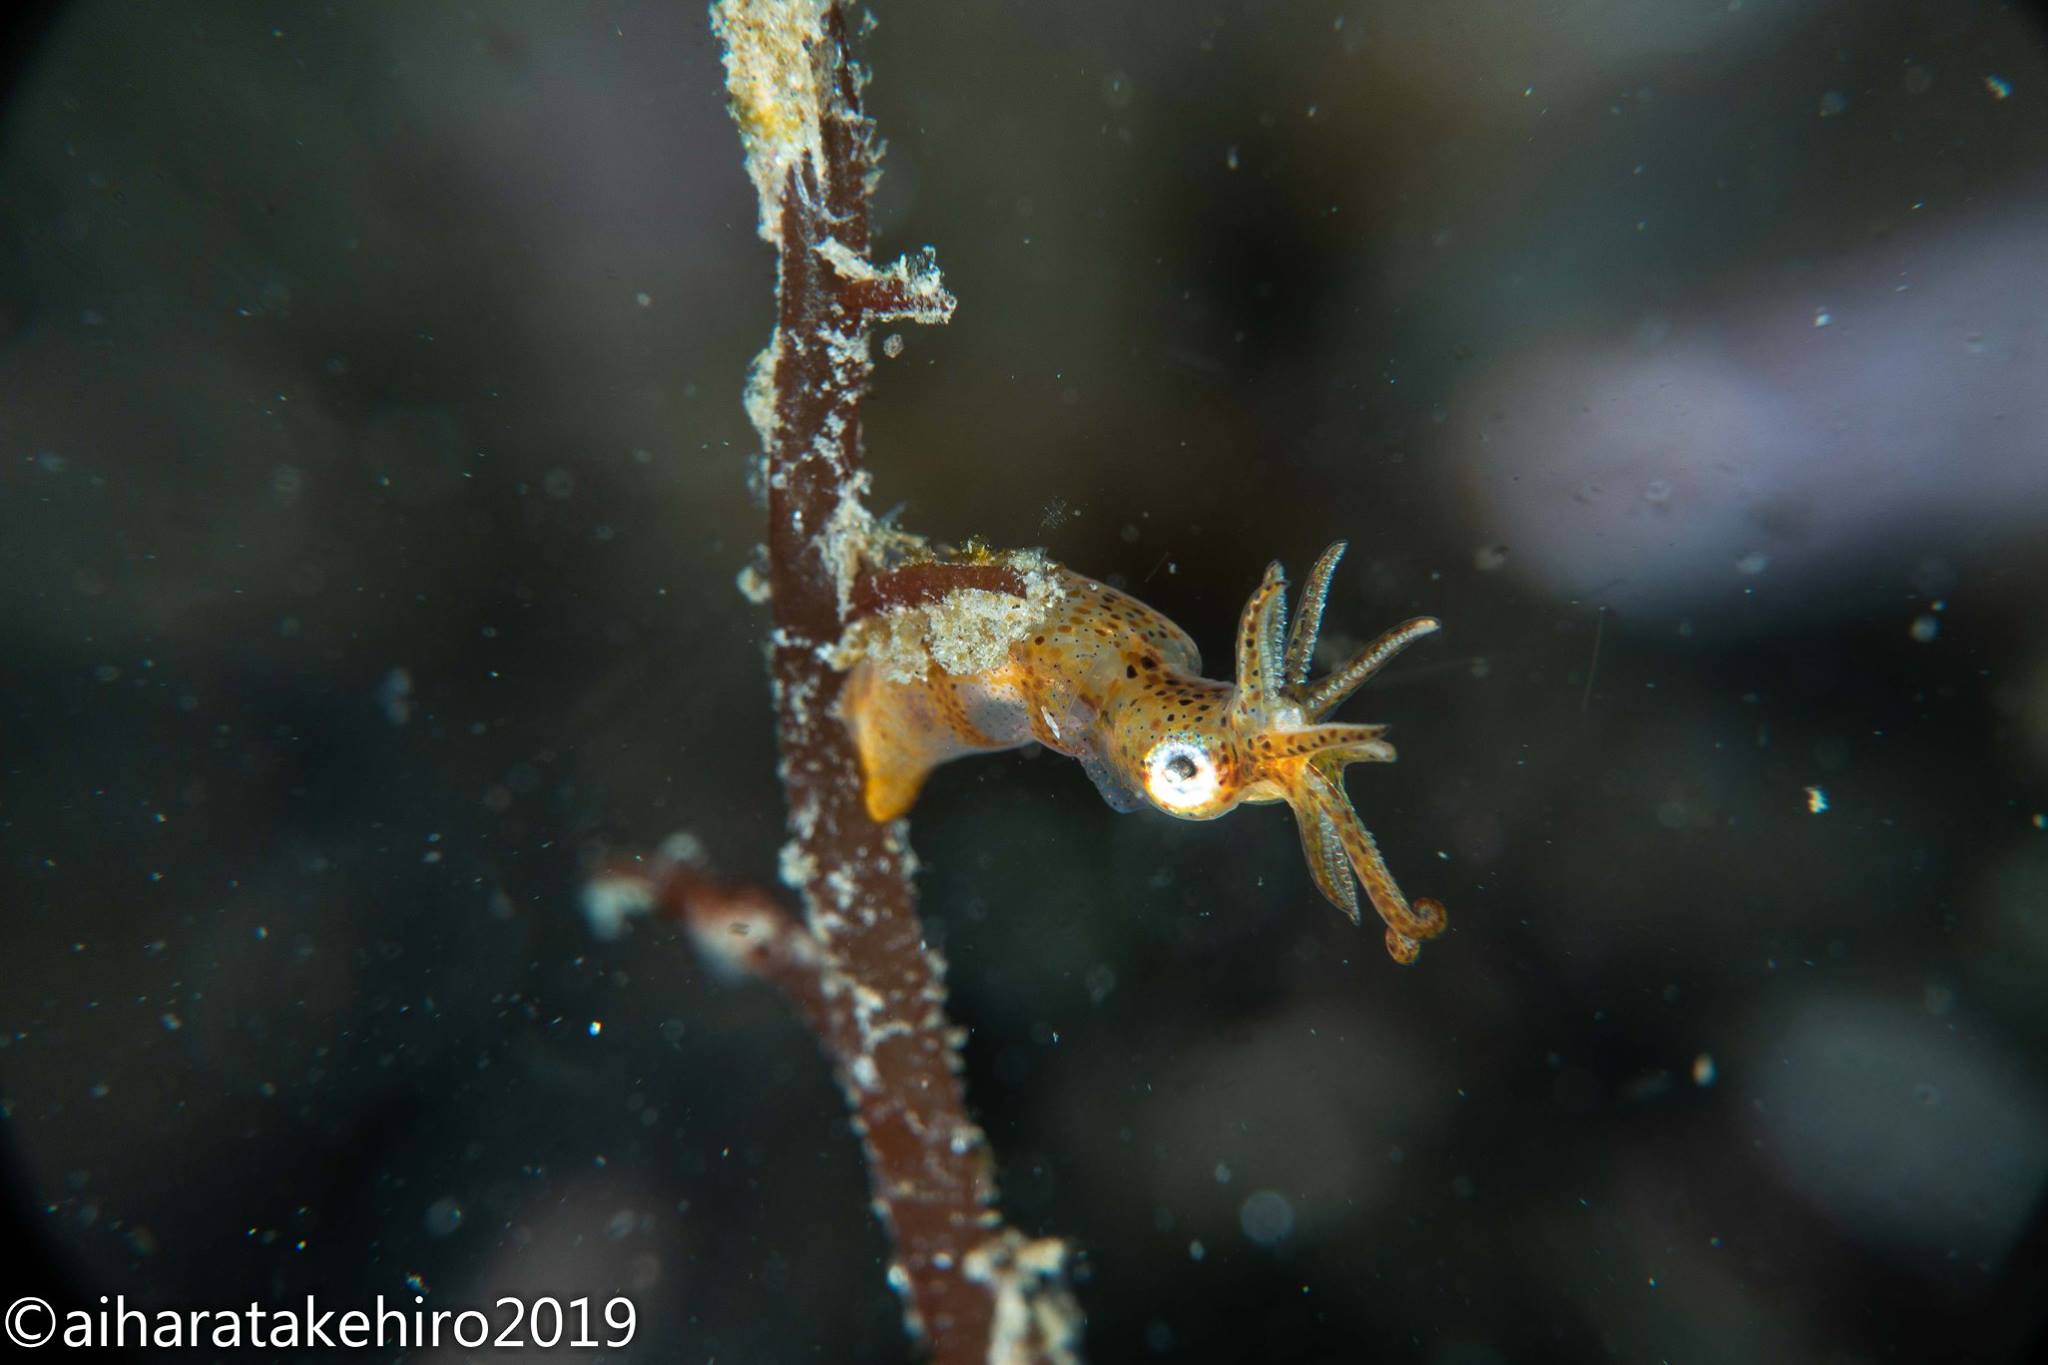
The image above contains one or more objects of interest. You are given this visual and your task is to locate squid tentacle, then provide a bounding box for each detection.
[1247,547,1449,961]
[1294,793,1362,925]
[1283,540,1347,688]
[1298,615,1442,721]
[1229,561,1290,722]
[1295,755,1446,962]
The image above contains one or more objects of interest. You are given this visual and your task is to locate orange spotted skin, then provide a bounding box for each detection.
[842,545,1451,963]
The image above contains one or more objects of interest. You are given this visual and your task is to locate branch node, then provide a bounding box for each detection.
[965,1231,1085,1365]
[817,237,958,327]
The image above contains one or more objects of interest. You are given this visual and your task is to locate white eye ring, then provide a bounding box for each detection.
[1143,738,1220,811]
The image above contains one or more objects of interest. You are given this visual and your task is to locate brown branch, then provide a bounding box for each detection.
[850,562,1033,620]
[670,3,1081,1360]
[585,840,1079,1362]
[590,848,845,1049]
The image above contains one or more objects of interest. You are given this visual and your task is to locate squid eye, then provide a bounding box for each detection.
[1144,738,1221,811]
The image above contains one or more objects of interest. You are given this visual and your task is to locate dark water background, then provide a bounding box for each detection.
[5,2,2048,1360]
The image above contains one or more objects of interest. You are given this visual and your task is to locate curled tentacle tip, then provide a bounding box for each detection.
[1382,898,1447,963]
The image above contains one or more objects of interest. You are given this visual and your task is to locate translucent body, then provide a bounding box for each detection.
[842,545,1449,963]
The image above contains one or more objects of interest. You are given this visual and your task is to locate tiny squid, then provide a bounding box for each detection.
[841,542,1448,963]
